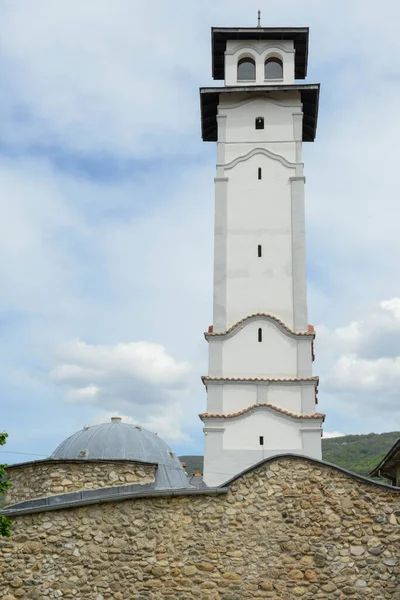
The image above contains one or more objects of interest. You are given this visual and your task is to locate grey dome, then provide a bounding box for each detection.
[51,417,189,489]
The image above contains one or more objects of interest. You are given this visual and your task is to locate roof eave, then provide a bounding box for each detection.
[200,84,320,143]
[370,438,400,477]
[211,26,309,80]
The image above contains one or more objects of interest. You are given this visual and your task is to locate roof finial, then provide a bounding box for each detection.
[257,9,261,27]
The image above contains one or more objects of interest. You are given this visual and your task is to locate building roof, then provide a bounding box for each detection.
[51,417,189,489]
[370,438,400,484]
[211,27,309,80]
[200,84,320,142]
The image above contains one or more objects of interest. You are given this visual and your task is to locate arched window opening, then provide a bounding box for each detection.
[258,167,262,180]
[255,116,264,130]
[258,245,262,257]
[237,57,256,81]
[264,57,283,80]
[258,328,262,342]
[259,436,264,446]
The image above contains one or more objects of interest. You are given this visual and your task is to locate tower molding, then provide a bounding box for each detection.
[219,146,302,174]
[200,402,324,423]
[219,94,302,110]
[225,42,296,57]
[205,312,314,341]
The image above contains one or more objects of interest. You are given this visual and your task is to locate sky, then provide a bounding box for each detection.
[1,0,400,465]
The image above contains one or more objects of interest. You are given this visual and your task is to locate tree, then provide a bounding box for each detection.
[0,432,12,537]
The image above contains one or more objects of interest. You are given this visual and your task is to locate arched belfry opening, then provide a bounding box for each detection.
[237,56,256,80]
[264,57,283,79]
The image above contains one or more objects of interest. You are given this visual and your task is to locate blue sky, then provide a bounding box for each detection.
[1,0,400,465]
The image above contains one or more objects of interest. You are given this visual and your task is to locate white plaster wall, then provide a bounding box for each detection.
[221,384,257,413]
[224,141,298,164]
[203,425,322,486]
[225,153,294,328]
[267,384,302,413]
[301,385,317,414]
[224,40,295,86]
[302,428,323,460]
[220,320,298,378]
[298,338,313,377]
[204,63,321,485]
[219,95,302,148]
[223,410,302,450]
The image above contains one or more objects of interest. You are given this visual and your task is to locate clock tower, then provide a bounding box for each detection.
[199,23,325,486]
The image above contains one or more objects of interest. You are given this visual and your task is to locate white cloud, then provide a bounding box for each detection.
[50,339,193,442]
[0,0,208,158]
[90,410,191,443]
[381,298,400,320]
[65,385,101,404]
[316,299,400,426]
[3,1,400,461]
[327,355,400,393]
[322,431,345,439]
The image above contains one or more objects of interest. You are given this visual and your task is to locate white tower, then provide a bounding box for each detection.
[200,23,325,487]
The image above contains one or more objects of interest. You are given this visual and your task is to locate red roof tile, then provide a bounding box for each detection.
[202,376,318,385]
[199,403,325,422]
[204,313,315,340]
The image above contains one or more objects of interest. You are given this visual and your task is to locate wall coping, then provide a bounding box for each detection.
[3,454,399,518]
[6,457,157,472]
[220,453,400,491]
[2,484,228,517]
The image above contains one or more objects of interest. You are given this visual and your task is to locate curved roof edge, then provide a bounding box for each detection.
[200,403,325,422]
[205,313,315,341]
[370,437,400,478]
[2,484,227,517]
[220,453,400,491]
[3,454,399,518]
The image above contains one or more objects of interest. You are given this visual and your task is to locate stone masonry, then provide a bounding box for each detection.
[5,459,156,507]
[1,456,399,599]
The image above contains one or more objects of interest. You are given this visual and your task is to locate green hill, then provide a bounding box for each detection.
[180,431,400,480]
[321,431,399,478]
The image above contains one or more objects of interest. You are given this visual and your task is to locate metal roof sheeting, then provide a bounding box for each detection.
[51,420,190,490]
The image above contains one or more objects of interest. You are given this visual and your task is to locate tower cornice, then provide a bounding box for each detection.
[200,84,320,142]
[205,313,315,341]
[220,146,302,174]
[211,27,309,80]
[202,376,319,387]
[200,402,325,422]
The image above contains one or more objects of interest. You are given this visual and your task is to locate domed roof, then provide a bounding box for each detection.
[51,417,189,489]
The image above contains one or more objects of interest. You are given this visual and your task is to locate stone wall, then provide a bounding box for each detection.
[5,459,156,506]
[1,456,399,599]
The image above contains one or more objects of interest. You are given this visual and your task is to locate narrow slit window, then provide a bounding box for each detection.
[259,436,264,446]
[255,117,264,130]
[258,328,262,342]
[258,245,262,257]
[258,167,262,180]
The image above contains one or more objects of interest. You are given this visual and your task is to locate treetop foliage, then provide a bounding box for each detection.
[0,432,12,537]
